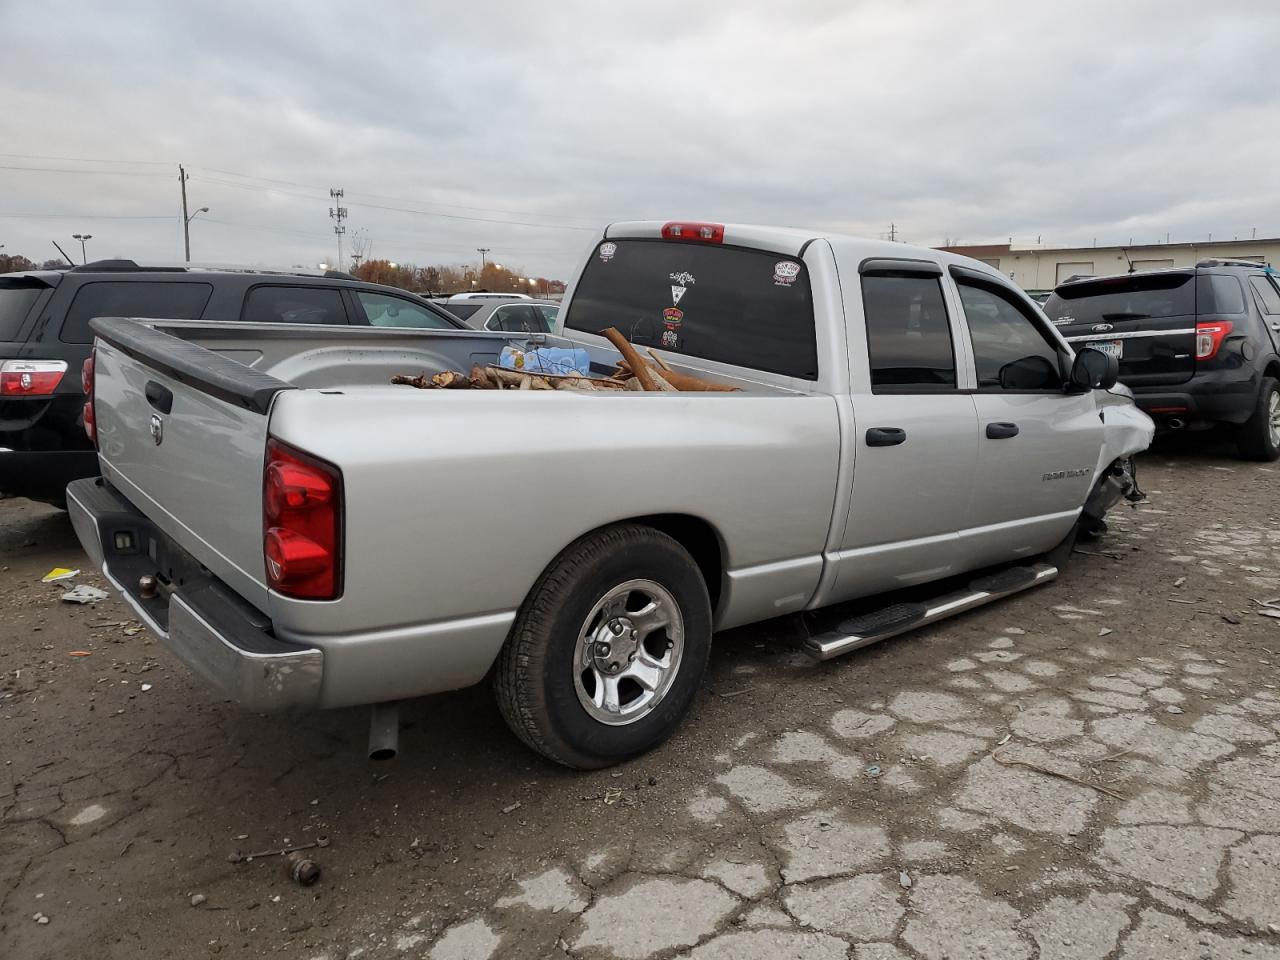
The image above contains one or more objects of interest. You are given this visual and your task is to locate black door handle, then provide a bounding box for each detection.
[866,427,907,447]
[986,421,1019,439]
[144,381,173,414]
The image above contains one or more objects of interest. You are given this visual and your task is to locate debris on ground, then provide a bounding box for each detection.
[41,568,79,583]
[189,894,206,907]
[62,584,109,604]
[68,650,92,657]
[501,802,522,814]
[33,912,49,924]
[285,851,321,886]
[227,839,329,864]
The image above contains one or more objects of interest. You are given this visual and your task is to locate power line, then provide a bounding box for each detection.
[0,152,173,166]
[0,213,175,220]
[190,171,598,231]
[0,164,169,177]
[192,165,603,223]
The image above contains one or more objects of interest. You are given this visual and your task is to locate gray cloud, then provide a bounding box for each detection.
[2,0,1278,278]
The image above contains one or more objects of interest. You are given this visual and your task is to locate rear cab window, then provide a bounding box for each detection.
[564,239,818,380]
[62,280,214,343]
[0,277,50,342]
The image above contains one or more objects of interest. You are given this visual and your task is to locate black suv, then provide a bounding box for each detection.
[1043,259,1280,460]
[0,260,463,505]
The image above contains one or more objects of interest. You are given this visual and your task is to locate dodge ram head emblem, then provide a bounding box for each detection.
[1091,322,1114,333]
[149,414,164,446]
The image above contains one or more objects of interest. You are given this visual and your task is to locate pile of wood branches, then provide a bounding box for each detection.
[391,327,739,393]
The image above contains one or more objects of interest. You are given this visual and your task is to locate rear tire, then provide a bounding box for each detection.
[494,524,712,769]
[1237,376,1280,462]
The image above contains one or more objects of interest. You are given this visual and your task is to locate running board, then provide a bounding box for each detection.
[804,563,1059,661]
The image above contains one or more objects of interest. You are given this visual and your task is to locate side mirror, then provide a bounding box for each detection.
[1069,347,1119,392]
[998,355,1060,390]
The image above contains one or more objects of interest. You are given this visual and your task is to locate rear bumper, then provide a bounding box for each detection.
[66,477,323,711]
[0,449,98,504]
[1131,371,1259,427]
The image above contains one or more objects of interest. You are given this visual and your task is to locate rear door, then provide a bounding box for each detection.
[241,285,349,325]
[953,269,1103,566]
[1043,272,1196,386]
[1248,274,1280,351]
[831,259,979,598]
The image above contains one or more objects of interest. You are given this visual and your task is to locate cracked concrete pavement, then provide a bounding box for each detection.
[3,436,1280,959]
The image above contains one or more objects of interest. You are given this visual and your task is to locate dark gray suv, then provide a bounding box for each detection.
[0,260,462,505]
[1043,259,1280,460]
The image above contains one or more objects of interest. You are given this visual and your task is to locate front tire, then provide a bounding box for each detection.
[494,524,712,769]
[1237,376,1280,461]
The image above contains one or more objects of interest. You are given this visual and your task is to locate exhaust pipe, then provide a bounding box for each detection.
[1167,417,1186,430]
[367,701,401,761]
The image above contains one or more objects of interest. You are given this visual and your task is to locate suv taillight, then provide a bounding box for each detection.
[1195,319,1233,360]
[81,354,96,445]
[263,438,342,600]
[0,359,67,396]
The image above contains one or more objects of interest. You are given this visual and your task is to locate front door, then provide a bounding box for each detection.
[952,272,1104,568]
[830,261,979,601]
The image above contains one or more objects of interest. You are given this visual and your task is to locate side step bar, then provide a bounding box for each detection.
[804,563,1059,661]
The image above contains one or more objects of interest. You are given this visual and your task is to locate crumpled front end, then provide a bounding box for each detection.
[1083,385,1155,532]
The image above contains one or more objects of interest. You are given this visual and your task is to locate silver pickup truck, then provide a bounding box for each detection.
[68,221,1154,769]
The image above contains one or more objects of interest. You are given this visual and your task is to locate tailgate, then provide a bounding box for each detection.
[90,317,293,610]
[1045,272,1197,387]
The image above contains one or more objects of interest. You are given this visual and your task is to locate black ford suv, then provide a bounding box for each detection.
[0,260,463,505]
[1043,260,1280,460]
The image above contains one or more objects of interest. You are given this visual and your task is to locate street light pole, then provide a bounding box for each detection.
[72,234,92,264]
[184,206,209,263]
[476,247,490,269]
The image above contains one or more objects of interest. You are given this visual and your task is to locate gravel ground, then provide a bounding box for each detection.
[3,434,1280,960]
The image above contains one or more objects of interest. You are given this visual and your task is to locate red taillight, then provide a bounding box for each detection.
[0,360,67,396]
[1195,319,1233,360]
[263,439,342,600]
[661,221,724,243]
[81,354,96,445]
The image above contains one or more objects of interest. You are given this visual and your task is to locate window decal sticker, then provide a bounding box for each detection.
[598,242,617,262]
[669,271,696,286]
[773,261,801,286]
[671,285,686,306]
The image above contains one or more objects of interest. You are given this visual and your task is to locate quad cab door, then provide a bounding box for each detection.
[949,267,1104,569]
[830,258,979,600]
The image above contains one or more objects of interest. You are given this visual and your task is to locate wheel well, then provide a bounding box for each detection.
[1265,360,1280,384]
[630,514,725,611]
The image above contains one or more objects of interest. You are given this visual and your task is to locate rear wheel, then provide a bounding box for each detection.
[1237,376,1280,461]
[494,524,712,769]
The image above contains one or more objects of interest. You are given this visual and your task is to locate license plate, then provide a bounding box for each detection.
[1093,340,1123,360]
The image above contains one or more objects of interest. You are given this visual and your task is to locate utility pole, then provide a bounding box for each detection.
[476,247,491,270]
[179,164,191,261]
[887,223,897,242]
[329,189,347,268]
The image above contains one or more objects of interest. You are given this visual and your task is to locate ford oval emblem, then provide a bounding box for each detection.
[1091,322,1114,333]
[149,414,164,446]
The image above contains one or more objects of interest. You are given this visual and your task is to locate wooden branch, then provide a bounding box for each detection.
[648,367,739,392]
[647,348,673,372]
[602,328,661,391]
[391,373,433,389]
[468,365,497,389]
[432,370,472,389]
[648,369,678,392]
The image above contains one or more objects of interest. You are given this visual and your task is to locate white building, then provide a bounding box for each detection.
[939,238,1280,293]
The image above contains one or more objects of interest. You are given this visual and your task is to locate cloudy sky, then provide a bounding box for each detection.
[3,1,1278,279]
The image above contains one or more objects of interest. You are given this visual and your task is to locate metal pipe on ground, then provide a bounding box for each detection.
[368,702,401,761]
